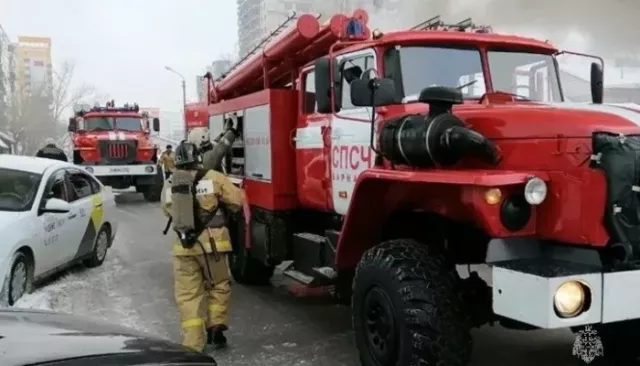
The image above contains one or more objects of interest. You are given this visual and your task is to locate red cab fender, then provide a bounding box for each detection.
[334,168,550,270]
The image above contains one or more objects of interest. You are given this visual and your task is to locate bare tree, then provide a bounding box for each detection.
[7,60,98,155]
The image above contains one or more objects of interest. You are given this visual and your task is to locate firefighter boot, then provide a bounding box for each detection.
[207,325,228,349]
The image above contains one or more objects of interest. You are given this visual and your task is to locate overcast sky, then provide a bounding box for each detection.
[2,0,638,115]
[1,0,237,112]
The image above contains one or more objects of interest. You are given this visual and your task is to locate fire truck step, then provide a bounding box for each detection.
[286,232,338,288]
[282,266,336,287]
[292,232,335,275]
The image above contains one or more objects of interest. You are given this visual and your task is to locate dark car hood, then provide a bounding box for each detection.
[0,308,215,366]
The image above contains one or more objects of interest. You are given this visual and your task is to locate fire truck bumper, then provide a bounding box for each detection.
[492,259,640,328]
[79,164,158,177]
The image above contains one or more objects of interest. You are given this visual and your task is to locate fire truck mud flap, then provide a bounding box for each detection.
[590,131,640,263]
[492,258,640,328]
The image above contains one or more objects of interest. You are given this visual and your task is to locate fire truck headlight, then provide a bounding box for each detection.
[524,177,547,205]
[145,166,154,173]
[85,167,94,174]
[554,281,588,318]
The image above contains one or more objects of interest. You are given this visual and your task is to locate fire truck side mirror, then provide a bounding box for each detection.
[350,77,397,107]
[590,62,603,104]
[152,118,160,132]
[68,118,77,132]
[314,57,342,114]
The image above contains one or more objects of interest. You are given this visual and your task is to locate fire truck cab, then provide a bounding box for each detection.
[68,101,164,201]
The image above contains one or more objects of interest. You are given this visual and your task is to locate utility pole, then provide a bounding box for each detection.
[164,66,187,139]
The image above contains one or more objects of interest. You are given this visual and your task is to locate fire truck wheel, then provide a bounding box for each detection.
[229,246,274,285]
[142,166,164,202]
[352,239,472,366]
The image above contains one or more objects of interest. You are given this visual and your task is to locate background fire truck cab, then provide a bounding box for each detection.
[68,101,164,202]
[199,10,640,366]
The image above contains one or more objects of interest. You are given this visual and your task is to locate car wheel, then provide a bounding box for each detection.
[84,226,110,268]
[7,251,32,306]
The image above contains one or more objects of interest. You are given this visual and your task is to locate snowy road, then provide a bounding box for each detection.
[15,191,584,365]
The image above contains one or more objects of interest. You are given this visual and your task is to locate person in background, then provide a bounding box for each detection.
[35,138,68,162]
[159,144,176,179]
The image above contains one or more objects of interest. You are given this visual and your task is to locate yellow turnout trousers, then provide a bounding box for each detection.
[173,252,231,352]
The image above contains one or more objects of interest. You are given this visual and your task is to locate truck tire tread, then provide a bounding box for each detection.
[353,239,472,366]
[142,166,164,202]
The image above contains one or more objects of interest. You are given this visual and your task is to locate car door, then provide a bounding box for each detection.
[330,49,377,215]
[64,169,105,262]
[34,169,76,272]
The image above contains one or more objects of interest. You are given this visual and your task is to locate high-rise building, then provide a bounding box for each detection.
[211,59,232,79]
[0,25,16,129]
[196,65,213,103]
[237,0,323,58]
[14,36,52,97]
[195,60,234,103]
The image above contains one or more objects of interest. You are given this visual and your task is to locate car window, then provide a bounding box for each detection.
[0,168,42,212]
[303,70,317,114]
[67,171,95,201]
[341,54,375,109]
[42,170,70,204]
[83,172,102,194]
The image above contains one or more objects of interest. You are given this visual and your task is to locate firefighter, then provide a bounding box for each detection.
[35,138,67,162]
[161,140,245,352]
[159,144,176,179]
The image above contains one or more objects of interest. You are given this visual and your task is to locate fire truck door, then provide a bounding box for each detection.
[295,68,331,211]
[330,49,377,215]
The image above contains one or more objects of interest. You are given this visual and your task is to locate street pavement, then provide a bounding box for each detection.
[16,191,585,366]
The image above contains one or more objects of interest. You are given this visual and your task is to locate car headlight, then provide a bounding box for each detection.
[524,177,547,205]
[554,281,588,318]
[85,167,94,174]
[145,166,154,173]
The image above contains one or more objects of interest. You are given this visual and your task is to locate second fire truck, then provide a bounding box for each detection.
[68,101,164,201]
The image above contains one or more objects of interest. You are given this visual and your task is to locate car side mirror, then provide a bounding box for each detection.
[153,118,160,132]
[590,62,604,104]
[42,198,71,214]
[350,77,397,107]
[68,118,77,132]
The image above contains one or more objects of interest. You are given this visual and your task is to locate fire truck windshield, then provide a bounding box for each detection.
[397,46,562,103]
[83,117,142,132]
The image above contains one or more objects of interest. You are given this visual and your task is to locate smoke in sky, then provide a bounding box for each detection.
[362,0,639,57]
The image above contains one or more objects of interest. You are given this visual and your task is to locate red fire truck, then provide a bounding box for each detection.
[204,10,640,365]
[68,101,164,202]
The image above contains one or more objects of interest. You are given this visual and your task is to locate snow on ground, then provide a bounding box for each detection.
[14,253,158,337]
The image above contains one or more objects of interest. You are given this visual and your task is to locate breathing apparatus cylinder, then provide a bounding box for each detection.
[379,86,498,167]
[171,142,200,249]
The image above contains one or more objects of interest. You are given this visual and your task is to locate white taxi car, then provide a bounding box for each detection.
[0,155,118,306]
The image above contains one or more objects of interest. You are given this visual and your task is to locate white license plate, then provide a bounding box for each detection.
[109,167,130,173]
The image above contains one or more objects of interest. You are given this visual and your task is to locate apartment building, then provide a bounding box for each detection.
[0,25,16,128]
[14,36,52,97]
[237,0,325,57]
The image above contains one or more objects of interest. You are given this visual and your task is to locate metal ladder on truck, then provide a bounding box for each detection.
[217,11,321,82]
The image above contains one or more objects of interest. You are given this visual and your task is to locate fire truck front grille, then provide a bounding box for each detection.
[99,140,137,164]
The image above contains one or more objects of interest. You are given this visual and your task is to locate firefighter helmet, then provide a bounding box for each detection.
[174,141,199,167]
